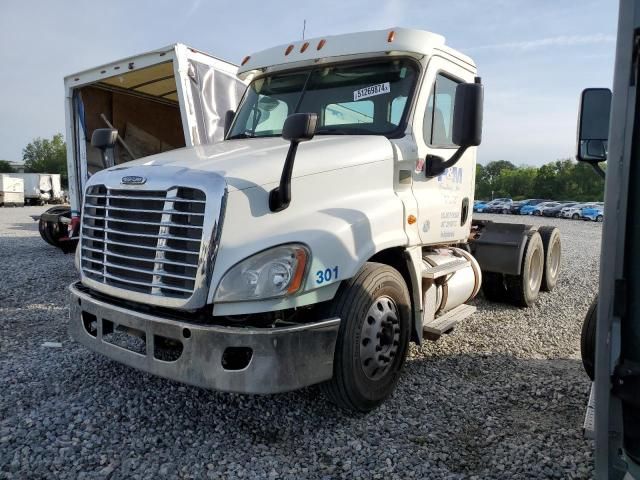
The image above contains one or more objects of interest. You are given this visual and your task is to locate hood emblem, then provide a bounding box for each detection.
[121,175,146,185]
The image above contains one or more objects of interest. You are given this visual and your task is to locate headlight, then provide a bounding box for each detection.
[214,244,310,302]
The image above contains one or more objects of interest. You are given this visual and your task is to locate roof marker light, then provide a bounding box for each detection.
[387,30,396,43]
[300,42,309,53]
[241,55,251,66]
[317,39,326,50]
[285,45,294,55]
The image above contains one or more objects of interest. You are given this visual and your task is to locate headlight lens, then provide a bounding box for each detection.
[214,244,310,302]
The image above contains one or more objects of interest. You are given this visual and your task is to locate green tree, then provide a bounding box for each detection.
[22,134,67,185]
[0,160,15,173]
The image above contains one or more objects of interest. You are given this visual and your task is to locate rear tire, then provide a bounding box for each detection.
[596,215,603,222]
[504,231,544,307]
[321,262,411,412]
[581,298,597,381]
[538,226,561,292]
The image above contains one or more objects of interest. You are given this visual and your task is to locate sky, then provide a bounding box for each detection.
[0,0,618,166]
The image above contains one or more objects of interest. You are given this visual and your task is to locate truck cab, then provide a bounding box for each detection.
[69,28,561,412]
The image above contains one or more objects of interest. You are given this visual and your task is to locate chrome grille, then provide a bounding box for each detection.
[80,185,206,299]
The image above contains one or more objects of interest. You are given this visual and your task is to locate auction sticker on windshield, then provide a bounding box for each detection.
[353,82,390,101]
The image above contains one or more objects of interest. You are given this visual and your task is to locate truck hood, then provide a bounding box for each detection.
[115,136,394,192]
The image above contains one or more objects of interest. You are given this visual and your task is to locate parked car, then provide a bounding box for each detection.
[484,198,513,214]
[473,200,489,212]
[560,203,599,219]
[542,201,578,217]
[510,198,547,215]
[581,206,604,222]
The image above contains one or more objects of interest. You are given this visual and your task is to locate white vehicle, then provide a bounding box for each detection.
[36,44,246,251]
[13,173,56,205]
[0,175,24,207]
[68,28,563,412]
[560,202,598,219]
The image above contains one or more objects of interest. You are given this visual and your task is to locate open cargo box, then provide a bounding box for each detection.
[65,43,245,218]
[42,44,246,251]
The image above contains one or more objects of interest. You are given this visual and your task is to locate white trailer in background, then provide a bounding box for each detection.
[0,175,24,207]
[13,173,55,205]
[38,44,246,251]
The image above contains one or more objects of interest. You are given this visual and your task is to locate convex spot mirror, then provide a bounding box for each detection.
[577,88,611,163]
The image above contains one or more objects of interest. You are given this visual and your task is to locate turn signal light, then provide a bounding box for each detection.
[241,55,251,66]
[285,44,294,55]
[407,215,417,225]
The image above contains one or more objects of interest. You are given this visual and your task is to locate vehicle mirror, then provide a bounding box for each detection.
[91,128,118,151]
[577,88,611,163]
[452,80,484,148]
[282,113,317,142]
[224,110,235,138]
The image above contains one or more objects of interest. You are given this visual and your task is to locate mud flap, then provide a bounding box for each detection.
[469,221,533,275]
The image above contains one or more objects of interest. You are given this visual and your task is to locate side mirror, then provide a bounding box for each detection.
[452,81,484,148]
[577,88,611,164]
[426,78,484,177]
[269,113,318,212]
[223,110,235,138]
[91,128,118,150]
[91,128,118,168]
[282,113,317,142]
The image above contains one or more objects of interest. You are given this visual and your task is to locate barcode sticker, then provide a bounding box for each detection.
[353,82,391,101]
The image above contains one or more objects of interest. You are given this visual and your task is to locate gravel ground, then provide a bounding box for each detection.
[0,207,601,479]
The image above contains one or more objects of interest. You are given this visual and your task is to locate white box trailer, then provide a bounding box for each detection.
[50,174,63,203]
[38,44,246,250]
[13,173,54,205]
[0,175,24,207]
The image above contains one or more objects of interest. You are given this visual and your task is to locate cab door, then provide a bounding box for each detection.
[411,55,477,245]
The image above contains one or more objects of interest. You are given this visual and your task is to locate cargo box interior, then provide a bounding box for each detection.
[76,61,186,175]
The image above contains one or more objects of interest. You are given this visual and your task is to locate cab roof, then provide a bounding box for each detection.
[237,28,475,79]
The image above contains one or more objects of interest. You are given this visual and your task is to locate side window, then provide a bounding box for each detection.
[246,95,289,135]
[390,96,407,125]
[324,100,374,125]
[423,73,460,147]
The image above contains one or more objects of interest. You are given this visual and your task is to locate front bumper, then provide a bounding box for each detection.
[69,283,340,394]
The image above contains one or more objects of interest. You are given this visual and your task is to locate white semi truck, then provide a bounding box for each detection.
[68,28,562,412]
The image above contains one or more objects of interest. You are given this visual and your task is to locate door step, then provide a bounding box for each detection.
[423,304,476,336]
[422,258,470,279]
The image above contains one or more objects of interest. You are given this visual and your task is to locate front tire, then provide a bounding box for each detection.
[581,298,597,381]
[572,213,580,220]
[596,215,603,222]
[322,262,411,412]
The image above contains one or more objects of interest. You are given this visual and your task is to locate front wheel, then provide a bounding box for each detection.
[572,213,580,220]
[322,262,411,412]
[596,215,603,222]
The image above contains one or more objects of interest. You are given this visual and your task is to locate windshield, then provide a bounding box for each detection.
[228,59,418,139]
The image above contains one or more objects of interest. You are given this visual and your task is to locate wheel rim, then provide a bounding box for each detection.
[359,295,401,381]
[529,246,543,291]
[548,237,561,278]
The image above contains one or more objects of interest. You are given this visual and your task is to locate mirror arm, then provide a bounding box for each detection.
[269,140,299,212]
[590,162,606,179]
[425,146,469,177]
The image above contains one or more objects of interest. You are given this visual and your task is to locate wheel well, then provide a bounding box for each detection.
[369,247,420,343]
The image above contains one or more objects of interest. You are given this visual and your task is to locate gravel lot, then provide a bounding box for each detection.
[0,207,601,479]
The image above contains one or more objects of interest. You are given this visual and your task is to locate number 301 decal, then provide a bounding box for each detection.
[316,266,339,284]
